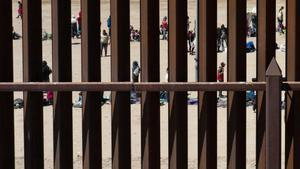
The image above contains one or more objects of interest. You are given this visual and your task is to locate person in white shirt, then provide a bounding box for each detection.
[71,15,78,38]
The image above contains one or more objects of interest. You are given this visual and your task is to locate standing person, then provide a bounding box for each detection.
[217,62,226,97]
[107,15,111,37]
[76,11,82,35]
[42,60,52,82]
[277,6,284,34]
[187,30,195,54]
[71,15,78,38]
[16,1,23,19]
[132,61,141,82]
[101,30,109,56]
[161,16,168,40]
[219,24,228,52]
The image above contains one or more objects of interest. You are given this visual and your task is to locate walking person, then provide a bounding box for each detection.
[71,15,78,38]
[219,24,228,52]
[277,6,284,34]
[101,30,109,56]
[132,61,141,82]
[217,62,226,97]
[16,1,23,19]
[187,30,195,54]
[161,16,168,40]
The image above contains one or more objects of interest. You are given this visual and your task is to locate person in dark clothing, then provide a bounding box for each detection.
[277,6,284,34]
[132,61,141,82]
[187,30,195,54]
[219,24,228,52]
[42,60,52,82]
[71,15,79,38]
[12,27,21,40]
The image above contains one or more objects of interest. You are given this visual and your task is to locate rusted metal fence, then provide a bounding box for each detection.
[0,0,300,169]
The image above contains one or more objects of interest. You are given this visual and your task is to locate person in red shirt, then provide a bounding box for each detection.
[161,16,168,40]
[77,11,82,35]
[16,1,23,19]
[217,62,225,97]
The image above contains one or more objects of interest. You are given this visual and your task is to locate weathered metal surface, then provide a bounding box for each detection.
[22,0,44,168]
[168,0,188,168]
[81,0,102,168]
[286,0,300,168]
[227,0,246,168]
[198,0,217,168]
[51,0,73,168]
[0,82,266,91]
[283,82,300,91]
[0,0,14,168]
[110,0,131,168]
[256,0,276,168]
[140,0,161,168]
[266,58,282,169]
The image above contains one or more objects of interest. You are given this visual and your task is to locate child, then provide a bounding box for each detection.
[217,62,225,97]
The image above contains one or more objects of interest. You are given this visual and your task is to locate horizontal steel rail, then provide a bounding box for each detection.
[0,81,297,92]
[0,82,265,91]
[283,82,300,91]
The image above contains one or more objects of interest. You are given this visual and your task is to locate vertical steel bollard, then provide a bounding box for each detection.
[266,58,282,169]
[81,0,102,168]
[140,0,161,168]
[52,0,73,168]
[0,0,14,168]
[286,0,300,168]
[256,0,276,168]
[22,0,44,168]
[198,0,217,168]
[227,0,247,168]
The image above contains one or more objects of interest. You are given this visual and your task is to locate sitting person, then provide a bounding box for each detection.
[12,27,21,40]
[246,41,256,53]
[43,91,53,106]
[73,92,110,108]
[73,92,83,108]
[132,30,141,41]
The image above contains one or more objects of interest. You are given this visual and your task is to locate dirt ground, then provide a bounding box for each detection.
[11,0,287,168]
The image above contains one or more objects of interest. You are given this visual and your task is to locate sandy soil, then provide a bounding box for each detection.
[11,0,287,168]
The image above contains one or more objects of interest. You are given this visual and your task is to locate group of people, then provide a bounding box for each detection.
[130,25,141,42]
